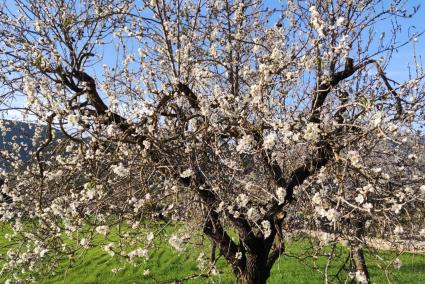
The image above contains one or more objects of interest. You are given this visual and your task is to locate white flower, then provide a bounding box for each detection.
[143,269,150,276]
[304,123,320,141]
[80,238,90,248]
[347,151,361,167]
[33,20,43,31]
[336,17,346,26]
[180,169,193,178]
[196,252,209,270]
[362,184,375,193]
[102,243,115,256]
[263,133,277,150]
[355,271,368,284]
[95,225,109,236]
[275,187,286,204]
[261,220,272,238]
[236,193,249,208]
[309,6,325,37]
[355,194,364,204]
[371,111,383,127]
[34,246,49,257]
[312,192,322,204]
[236,135,255,153]
[362,203,373,212]
[382,173,390,180]
[319,232,331,244]
[216,201,225,213]
[235,252,243,260]
[111,163,130,177]
[247,207,261,222]
[391,203,402,214]
[394,225,404,235]
[106,124,117,136]
[169,235,184,251]
[325,208,340,222]
[146,232,154,242]
[408,154,417,160]
[128,248,148,260]
[86,188,96,200]
[142,140,151,149]
[67,114,79,125]
[393,258,402,270]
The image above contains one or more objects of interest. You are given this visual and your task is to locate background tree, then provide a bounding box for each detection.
[0,0,424,283]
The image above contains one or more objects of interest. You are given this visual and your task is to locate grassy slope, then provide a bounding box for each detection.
[1,225,424,283]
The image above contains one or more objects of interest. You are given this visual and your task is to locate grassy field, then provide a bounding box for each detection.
[1,224,424,283]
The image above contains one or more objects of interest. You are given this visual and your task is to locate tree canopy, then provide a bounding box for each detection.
[0,1,424,283]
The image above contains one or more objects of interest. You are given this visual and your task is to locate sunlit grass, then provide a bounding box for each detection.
[1,223,424,283]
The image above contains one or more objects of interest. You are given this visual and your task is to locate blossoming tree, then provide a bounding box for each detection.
[1,0,424,283]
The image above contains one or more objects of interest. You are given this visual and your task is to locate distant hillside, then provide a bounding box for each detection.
[0,119,61,171]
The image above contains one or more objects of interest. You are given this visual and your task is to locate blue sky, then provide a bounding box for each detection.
[2,0,425,120]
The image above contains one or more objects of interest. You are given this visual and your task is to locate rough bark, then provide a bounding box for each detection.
[236,253,270,284]
[351,246,371,284]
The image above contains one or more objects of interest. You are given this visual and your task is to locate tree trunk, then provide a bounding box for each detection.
[236,255,270,284]
[210,242,216,261]
[351,246,371,284]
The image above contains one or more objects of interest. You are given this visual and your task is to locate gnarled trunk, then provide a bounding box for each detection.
[236,254,270,284]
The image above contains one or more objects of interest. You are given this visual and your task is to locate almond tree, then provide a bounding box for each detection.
[294,134,425,283]
[0,1,424,283]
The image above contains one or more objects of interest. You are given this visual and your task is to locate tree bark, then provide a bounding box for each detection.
[351,246,371,284]
[236,254,270,284]
[210,242,216,262]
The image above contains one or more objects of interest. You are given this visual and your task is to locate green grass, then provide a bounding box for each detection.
[1,224,424,283]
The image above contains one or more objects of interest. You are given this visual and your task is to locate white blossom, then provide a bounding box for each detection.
[275,187,286,204]
[247,207,261,222]
[347,151,361,168]
[95,225,109,236]
[391,203,402,214]
[304,123,320,141]
[394,225,404,235]
[80,238,90,248]
[111,163,130,177]
[236,193,249,208]
[263,132,277,150]
[261,220,272,238]
[362,203,373,212]
[355,194,364,204]
[325,208,340,222]
[180,169,193,178]
[169,235,184,251]
[309,6,325,37]
[393,258,402,270]
[128,248,148,261]
[312,192,322,204]
[102,243,115,256]
[146,232,154,242]
[336,17,346,26]
[355,271,368,284]
[236,135,255,153]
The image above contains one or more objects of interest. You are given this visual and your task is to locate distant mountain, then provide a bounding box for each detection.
[0,119,61,171]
